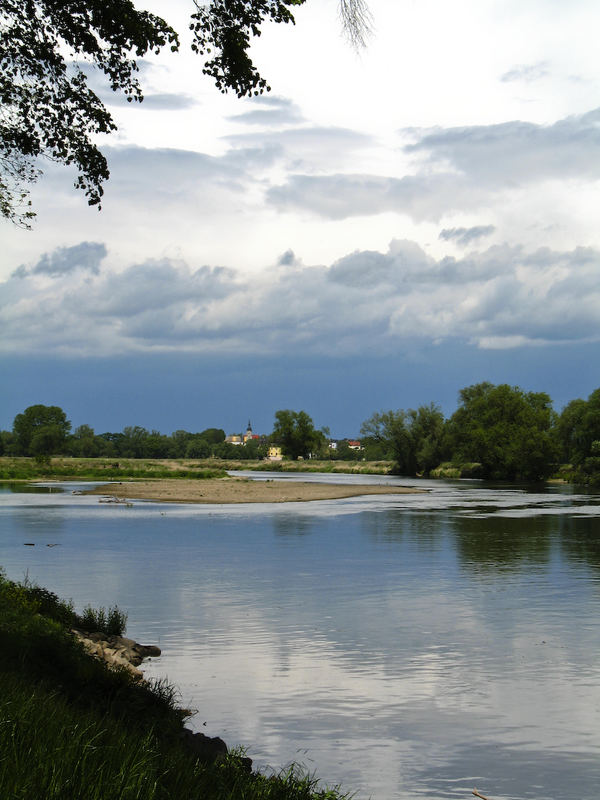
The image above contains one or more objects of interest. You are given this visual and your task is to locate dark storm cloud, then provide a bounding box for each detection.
[4,239,600,357]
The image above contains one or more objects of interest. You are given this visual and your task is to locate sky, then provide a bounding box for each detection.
[2,0,600,437]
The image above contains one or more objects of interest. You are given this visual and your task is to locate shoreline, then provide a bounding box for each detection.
[85,477,424,504]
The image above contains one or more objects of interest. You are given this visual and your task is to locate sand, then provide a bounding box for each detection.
[86,477,423,504]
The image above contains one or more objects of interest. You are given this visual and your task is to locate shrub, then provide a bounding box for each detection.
[77,604,127,636]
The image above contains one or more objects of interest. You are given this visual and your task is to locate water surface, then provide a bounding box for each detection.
[1,475,600,800]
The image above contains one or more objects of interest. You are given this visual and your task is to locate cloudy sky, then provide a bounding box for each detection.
[2,0,600,436]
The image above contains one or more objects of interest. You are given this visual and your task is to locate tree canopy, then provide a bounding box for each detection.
[12,404,72,457]
[271,409,322,460]
[446,382,557,481]
[556,388,600,483]
[360,403,446,476]
[0,0,370,227]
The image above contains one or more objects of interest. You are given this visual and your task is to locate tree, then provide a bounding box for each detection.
[119,425,150,458]
[69,423,101,457]
[185,437,211,459]
[1,0,370,226]
[0,431,15,456]
[360,403,446,476]
[408,403,447,474]
[446,383,557,481]
[198,427,226,445]
[556,388,600,484]
[1,0,178,226]
[12,404,71,456]
[271,409,322,460]
[334,439,361,461]
[555,397,588,463]
[170,429,193,458]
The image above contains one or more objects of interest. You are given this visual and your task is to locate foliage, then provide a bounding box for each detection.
[272,409,323,460]
[78,604,128,636]
[199,427,226,444]
[0,569,127,634]
[556,388,600,484]
[12,404,71,456]
[1,0,375,225]
[333,440,362,461]
[0,455,228,480]
[360,403,446,476]
[446,382,557,481]
[0,0,179,226]
[191,0,305,97]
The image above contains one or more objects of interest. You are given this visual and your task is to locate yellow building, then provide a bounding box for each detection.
[267,445,283,460]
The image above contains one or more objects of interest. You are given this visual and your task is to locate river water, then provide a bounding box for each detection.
[2,473,600,800]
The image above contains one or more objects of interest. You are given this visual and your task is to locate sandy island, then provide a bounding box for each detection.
[86,477,424,504]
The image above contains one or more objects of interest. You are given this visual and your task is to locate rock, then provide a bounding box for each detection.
[72,629,243,771]
[180,728,228,763]
[72,630,160,679]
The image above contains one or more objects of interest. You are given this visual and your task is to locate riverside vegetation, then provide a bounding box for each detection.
[0,456,393,482]
[2,382,600,483]
[0,569,349,800]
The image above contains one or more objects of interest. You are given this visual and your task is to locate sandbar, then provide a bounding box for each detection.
[86,477,423,504]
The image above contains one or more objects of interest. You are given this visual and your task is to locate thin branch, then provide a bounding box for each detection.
[473,789,493,800]
[339,0,372,49]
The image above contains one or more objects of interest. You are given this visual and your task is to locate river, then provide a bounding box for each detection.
[1,473,600,800]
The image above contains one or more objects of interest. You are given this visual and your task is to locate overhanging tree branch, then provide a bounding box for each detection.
[0,0,371,227]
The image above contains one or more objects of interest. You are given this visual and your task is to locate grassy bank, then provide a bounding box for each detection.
[0,456,393,481]
[428,462,484,479]
[0,456,228,481]
[0,570,348,800]
[223,459,394,475]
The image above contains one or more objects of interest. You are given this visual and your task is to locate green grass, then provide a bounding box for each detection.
[0,569,351,800]
[0,456,394,481]
[0,456,228,481]
[210,458,394,475]
[429,462,484,479]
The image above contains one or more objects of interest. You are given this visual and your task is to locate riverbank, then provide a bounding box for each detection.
[0,569,351,800]
[0,455,394,482]
[86,476,424,504]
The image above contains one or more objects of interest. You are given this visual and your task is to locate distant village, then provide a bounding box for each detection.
[225,421,362,461]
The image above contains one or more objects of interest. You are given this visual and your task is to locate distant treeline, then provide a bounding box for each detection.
[2,382,600,483]
[0,414,263,461]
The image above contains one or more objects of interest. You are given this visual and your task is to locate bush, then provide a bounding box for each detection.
[77,604,128,636]
[23,584,75,626]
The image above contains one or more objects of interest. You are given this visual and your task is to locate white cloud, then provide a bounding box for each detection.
[500,62,550,83]
[266,108,600,223]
